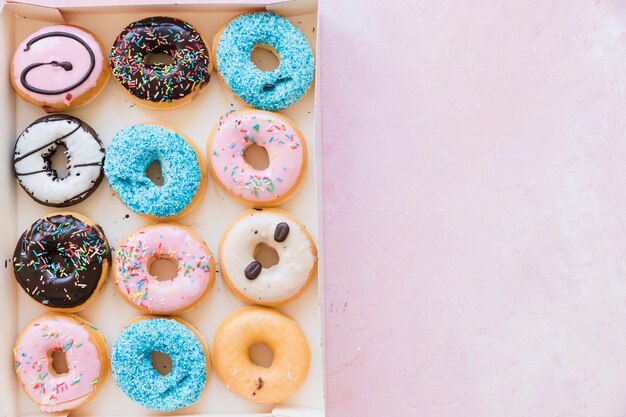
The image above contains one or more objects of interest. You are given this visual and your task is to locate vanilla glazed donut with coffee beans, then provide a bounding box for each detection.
[219,208,317,306]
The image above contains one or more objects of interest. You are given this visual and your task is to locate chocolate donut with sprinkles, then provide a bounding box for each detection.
[109,16,211,109]
[13,212,110,312]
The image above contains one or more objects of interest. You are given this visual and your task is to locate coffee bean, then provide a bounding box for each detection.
[245,261,262,280]
[274,222,290,242]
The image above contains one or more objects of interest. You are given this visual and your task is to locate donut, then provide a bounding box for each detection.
[113,223,216,314]
[14,313,109,412]
[110,17,211,110]
[111,316,209,411]
[11,25,109,112]
[104,123,206,220]
[13,115,105,207]
[13,212,111,312]
[219,208,317,306]
[212,306,310,404]
[208,109,308,207]
[213,12,315,111]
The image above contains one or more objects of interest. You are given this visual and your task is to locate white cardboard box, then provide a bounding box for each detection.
[0,1,324,416]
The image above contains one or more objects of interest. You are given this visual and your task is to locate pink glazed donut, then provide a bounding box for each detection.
[207,108,308,207]
[14,314,108,412]
[11,25,109,112]
[113,223,216,314]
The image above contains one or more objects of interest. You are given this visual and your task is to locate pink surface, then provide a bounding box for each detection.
[6,0,271,5]
[320,0,626,416]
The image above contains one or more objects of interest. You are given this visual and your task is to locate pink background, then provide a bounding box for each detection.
[6,0,626,416]
[321,1,626,416]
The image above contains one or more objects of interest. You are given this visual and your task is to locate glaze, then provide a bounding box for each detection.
[212,306,310,404]
[12,25,106,107]
[110,17,210,105]
[104,123,204,219]
[215,12,314,110]
[209,109,306,206]
[14,314,108,412]
[114,224,215,314]
[220,209,317,305]
[13,213,110,309]
[14,115,105,207]
[111,317,208,411]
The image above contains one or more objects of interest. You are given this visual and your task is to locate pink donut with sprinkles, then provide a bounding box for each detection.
[14,314,108,412]
[207,108,308,207]
[113,223,216,315]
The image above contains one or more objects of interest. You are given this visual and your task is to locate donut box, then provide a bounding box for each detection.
[0,1,324,417]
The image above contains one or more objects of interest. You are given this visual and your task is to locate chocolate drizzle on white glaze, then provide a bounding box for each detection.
[13,115,105,207]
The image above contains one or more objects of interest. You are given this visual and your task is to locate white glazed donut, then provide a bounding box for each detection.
[219,208,317,306]
[13,115,105,207]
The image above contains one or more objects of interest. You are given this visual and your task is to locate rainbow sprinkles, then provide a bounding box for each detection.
[208,109,307,207]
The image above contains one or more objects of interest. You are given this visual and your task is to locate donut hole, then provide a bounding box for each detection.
[243,144,270,170]
[48,144,70,180]
[150,351,173,376]
[51,253,73,276]
[144,52,175,66]
[149,256,178,282]
[250,44,280,72]
[253,242,279,268]
[145,160,164,186]
[49,349,69,375]
[248,343,274,368]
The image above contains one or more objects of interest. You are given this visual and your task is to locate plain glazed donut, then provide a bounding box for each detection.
[11,25,109,112]
[213,12,315,111]
[13,212,111,312]
[14,313,109,412]
[219,208,317,306]
[104,123,206,220]
[110,16,211,110]
[212,306,310,404]
[13,115,105,207]
[207,108,308,207]
[113,223,216,314]
[111,316,209,411]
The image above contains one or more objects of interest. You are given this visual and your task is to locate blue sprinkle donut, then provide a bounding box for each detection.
[104,123,205,219]
[214,12,315,111]
[111,317,209,412]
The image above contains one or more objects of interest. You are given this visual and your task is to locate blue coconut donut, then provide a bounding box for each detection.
[214,12,315,111]
[104,123,205,219]
[111,317,209,412]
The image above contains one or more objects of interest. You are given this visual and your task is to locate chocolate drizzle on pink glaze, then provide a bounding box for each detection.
[12,25,105,106]
[14,315,106,412]
[209,109,306,205]
[20,32,95,95]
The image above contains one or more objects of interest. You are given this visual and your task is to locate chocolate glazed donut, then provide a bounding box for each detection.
[109,16,211,104]
[13,213,110,310]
